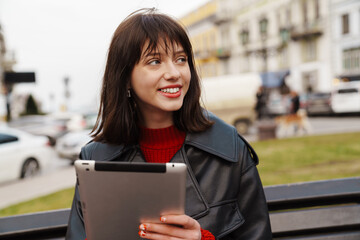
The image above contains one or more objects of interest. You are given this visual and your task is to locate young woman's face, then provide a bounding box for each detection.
[131,40,191,127]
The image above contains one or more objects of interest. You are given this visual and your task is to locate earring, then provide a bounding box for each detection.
[127,89,131,98]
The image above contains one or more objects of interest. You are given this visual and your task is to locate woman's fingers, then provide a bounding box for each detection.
[139,214,201,240]
[160,215,200,230]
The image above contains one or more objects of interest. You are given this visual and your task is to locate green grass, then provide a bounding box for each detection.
[1,132,359,217]
[253,132,360,186]
[0,188,74,217]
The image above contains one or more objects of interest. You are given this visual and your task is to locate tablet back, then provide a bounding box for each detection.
[74,160,186,240]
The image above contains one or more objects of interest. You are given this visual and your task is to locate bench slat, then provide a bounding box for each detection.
[271,205,360,237]
[265,177,360,211]
[0,209,70,239]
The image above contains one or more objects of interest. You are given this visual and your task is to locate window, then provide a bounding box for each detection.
[240,29,249,45]
[259,18,268,40]
[0,133,19,144]
[303,39,317,62]
[315,0,320,19]
[240,22,250,45]
[338,88,358,94]
[302,0,308,25]
[343,48,360,72]
[278,46,289,68]
[342,14,349,34]
[286,7,291,24]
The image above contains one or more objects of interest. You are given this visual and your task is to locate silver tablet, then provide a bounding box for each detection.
[74,160,187,240]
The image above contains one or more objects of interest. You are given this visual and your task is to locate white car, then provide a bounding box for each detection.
[331,81,360,113]
[0,125,56,184]
[55,130,93,163]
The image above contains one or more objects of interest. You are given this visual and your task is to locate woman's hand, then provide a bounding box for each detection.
[139,214,201,240]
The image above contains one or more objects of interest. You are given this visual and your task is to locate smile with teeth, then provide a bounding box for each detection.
[160,87,180,94]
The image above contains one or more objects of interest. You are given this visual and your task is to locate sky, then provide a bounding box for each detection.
[0,0,209,113]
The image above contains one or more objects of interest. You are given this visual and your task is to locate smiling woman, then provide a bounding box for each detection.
[131,40,191,128]
[66,8,272,240]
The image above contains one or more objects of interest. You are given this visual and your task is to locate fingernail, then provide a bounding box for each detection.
[160,216,166,222]
[139,230,146,237]
[139,224,147,231]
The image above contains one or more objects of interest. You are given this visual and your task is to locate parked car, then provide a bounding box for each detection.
[8,115,68,146]
[267,90,290,116]
[65,112,97,132]
[305,92,333,116]
[201,73,262,134]
[331,81,360,114]
[0,125,56,184]
[55,129,93,163]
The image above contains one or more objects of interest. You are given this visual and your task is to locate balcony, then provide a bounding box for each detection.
[194,49,212,61]
[290,19,323,41]
[215,47,231,59]
[214,11,231,25]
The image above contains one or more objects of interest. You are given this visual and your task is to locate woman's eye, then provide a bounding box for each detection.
[176,56,187,63]
[148,59,160,65]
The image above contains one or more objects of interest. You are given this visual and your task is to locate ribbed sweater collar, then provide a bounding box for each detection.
[139,125,186,149]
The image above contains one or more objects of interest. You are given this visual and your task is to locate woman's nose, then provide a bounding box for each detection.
[163,62,181,80]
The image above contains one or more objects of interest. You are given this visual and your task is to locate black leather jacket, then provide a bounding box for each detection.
[66,114,272,239]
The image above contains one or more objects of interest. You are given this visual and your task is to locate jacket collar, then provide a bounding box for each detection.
[84,112,256,163]
[185,112,239,162]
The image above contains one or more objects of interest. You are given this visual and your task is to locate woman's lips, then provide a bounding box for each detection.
[158,86,182,98]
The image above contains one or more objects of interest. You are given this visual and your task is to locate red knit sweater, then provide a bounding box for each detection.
[139,125,215,240]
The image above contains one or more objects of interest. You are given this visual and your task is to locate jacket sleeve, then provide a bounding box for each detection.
[65,185,86,240]
[226,140,272,239]
[65,151,87,240]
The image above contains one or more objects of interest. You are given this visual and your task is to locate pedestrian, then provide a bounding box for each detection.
[255,86,267,120]
[66,8,271,240]
[290,91,300,114]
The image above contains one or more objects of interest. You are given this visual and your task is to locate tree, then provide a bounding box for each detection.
[24,94,40,115]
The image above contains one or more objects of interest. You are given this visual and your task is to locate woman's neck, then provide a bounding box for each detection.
[138,109,174,129]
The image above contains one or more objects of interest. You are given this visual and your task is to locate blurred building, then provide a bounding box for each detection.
[0,24,8,122]
[331,0,360,82]
[0,23,17,122]
[181,0,338,94]
[181,1,220,78]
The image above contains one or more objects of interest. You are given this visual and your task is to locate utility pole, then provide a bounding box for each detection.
[63,76,70,112]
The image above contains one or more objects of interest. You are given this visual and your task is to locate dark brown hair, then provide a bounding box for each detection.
[92,8,212,145]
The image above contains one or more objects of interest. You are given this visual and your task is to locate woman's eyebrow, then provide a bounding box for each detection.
[174,50,186,55]
[143,51,160,58]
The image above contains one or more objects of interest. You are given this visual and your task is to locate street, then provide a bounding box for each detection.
[244,115,360,142]
[1,115,360,209]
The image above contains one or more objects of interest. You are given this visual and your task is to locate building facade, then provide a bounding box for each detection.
[0,24,7,121]
[181,1,220,78]
[331,0,360,82]
[182,0,337,94]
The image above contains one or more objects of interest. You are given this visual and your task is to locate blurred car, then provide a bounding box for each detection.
[66,112,97,132]
[305,92,333,116]
[55,129,93,163]
[0,125,56,184]
[331,81,360,113]
[8,115,69,146]
[267,90,290,116]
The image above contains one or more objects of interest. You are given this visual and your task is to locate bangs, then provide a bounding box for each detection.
[137,13,191,60]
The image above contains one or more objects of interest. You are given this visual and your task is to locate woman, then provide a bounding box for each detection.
[66,8,272,240]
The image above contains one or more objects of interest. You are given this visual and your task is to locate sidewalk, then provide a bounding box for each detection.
[0,167,76,209]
